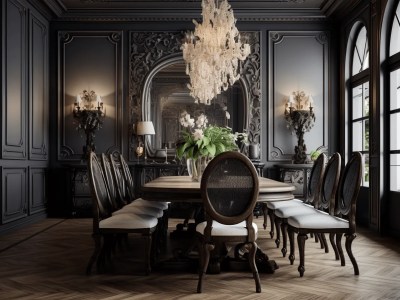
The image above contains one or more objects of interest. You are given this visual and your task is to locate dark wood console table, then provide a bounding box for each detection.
[63,163,92,217]
[274,163,314,200]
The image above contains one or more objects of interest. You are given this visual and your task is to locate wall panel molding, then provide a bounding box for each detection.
[57,31,123,161]
[1,167,27,224]
[268,30,329,162]
[29,167,47,214]
[2,0,27,159]
[29,11,49,160]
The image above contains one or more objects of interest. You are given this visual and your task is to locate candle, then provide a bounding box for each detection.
[288,95,295,108]
[308,95,314,106]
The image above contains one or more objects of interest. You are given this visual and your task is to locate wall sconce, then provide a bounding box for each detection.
[136,121,155,162]
[73,90,105,159]
[284,90,316,164]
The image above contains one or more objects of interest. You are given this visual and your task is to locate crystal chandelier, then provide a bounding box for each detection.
[181,0,250,105]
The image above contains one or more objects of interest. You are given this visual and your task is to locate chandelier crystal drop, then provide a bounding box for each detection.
[182,0,250,105]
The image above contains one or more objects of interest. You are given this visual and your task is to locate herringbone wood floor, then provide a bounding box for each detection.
[0,217,399,300]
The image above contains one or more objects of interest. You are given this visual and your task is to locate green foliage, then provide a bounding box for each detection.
[177,125,238,159]
[310,149,321,161]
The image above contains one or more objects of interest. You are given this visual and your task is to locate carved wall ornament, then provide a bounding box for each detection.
[128,31,261,160]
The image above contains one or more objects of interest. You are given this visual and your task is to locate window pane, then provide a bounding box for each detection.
[390,154,400,191]
[352,26,369,75]
[352,121,363,151]
[390,69,400,111]
[363,83,369,117]
[352,119,369,151]
[352,85,363,119]
[390,112,400,150]
[364,119,369,151]
[389,3,400,56]
[352,83,369,119]
[363,153,370,187]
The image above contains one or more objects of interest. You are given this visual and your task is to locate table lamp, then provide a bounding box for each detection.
[136,121,155,162]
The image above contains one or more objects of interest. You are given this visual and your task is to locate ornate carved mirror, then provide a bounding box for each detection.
[142,57,247,158]
[129,31,261,161]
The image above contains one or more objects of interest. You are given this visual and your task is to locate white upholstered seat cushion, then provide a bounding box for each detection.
[113,204,164,218]
[266,199,304,210]
[100,213,158,229]
[128,198,169,210]
[274,204,317,218]
[287,212,349,230]
[196,220,258,237]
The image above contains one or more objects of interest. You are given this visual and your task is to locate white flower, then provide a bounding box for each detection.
[192,128,204,141]
[180,111,195,128]
[195,113,208,128]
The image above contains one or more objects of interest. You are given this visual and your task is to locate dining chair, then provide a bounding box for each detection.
[267,153,327,254]
[118,154,169,211]
[86,152,158,275]
[116,154,169,253]
[274,153,341,261]
[105,154,164,219]
[196,151,261,293]
[287,152,362,277]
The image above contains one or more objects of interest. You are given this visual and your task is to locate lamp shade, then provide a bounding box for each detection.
[137,121,155,135]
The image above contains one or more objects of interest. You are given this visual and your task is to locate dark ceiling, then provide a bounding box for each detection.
[42,0,357,21]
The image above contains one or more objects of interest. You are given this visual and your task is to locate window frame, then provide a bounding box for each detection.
[348,24,370,187]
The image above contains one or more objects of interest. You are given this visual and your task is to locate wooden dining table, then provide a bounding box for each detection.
[140,175,295,273]
[141,175,295,203]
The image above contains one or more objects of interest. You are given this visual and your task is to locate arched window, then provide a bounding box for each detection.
[388,1,400,192]
[348,24,370,186]
[389,3,400,56]
[353,26,369,74]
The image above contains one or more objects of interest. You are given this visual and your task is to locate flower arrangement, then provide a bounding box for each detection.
[176,111,238,160]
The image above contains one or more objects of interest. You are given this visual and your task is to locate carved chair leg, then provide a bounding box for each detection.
[262,203,268,230]
[345,233,359,275]
[329,233,339,260]
[248,242,261,293]
[288,228,295,265]
[336,233,345,266]
[97,234,113,272]
[197,243,214,293]
[144,233,152,275]
[86,233,101,275]
[297,233,308,277]
[317,233,324,249]
[274,217,281,248]
[320,233,329,253]
[281,221,288,257]
[268,208,275,238]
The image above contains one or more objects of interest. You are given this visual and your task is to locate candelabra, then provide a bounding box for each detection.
[73,90,105,159]
[285,91,316,164]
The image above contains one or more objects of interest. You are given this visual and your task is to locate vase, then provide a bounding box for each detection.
[248,143,260,160]
[187,157,208,182]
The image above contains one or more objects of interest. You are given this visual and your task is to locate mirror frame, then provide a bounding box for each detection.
[142,57,249,157]
[128,31,261,161]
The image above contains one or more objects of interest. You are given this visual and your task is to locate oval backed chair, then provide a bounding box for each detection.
[196,151,261,293]
[287,152,363,277]
[267,153,327,255]
[274,153,341,259]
